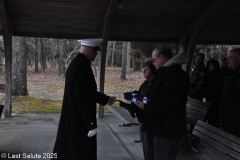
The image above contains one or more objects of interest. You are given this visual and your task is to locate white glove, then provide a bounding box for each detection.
[107,97,116,106]
[88,128,97,137]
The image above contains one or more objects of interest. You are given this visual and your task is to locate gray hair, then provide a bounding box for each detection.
[153,46,172,60]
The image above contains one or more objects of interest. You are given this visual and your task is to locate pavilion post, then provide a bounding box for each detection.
[0,0,13,118]
[98,0,118,118]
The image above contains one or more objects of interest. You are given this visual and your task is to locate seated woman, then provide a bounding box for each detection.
[120,60,156,160]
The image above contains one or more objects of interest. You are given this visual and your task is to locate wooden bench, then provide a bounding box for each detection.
[186,97,211,126]
[177,120,240,160]
[108,106,139,126]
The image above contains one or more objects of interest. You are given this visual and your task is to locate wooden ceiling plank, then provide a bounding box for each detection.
[178,0,227,44]
[98,0,118,118]
[0,0,12,118]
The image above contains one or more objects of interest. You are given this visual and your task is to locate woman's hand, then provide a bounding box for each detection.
[134,100,144,110]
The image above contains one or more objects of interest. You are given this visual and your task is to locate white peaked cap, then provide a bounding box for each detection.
[78,38,103,50]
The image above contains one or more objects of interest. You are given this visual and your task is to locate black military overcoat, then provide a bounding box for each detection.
[53,53,109,160]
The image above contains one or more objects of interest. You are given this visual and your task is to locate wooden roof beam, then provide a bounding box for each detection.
[98,0,118,118]
[0,0,13,118]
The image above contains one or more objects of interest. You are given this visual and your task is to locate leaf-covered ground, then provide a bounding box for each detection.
[0,66,144,113]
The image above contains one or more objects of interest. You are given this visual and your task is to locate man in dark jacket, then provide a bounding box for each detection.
[135,46,190,160]
[189,53,207,100]
[220,48,240,137]
[53,39,115,160]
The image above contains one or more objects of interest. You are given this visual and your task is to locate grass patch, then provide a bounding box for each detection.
[12,96,62,113]
[10,96,120,113]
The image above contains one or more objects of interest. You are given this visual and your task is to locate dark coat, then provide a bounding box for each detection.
[203,70,223,101]
[143,65,190,138]
[189,63,207,100]
[203,70,224,127]
[220,66,240,137]
[53,53,109,160]
[132,77,156,123]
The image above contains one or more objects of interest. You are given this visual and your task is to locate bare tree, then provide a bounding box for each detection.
[0,48,4,73]
[46,38,51,65]
[120,42,127,80]
[126,42,131,74]
[50,39,59,68]
[111,41,116,66]
[34,38,39,73]
[58,40,80,78]
[105,41,110,66]
[12,37,28,96]
[57,39,66,77]
[39,38,47,71]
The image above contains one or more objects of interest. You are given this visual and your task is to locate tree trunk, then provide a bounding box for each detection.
[92,62,98,77]
[211,45,214,58]
[12,37,28,96]
[111,41,115,66]
[120,42,127,80]
[34,38,39,73]
[0,49,3,73]
[46,38,50,66]
[27,56,32,66]
[133,59,141,71]
[51,39,57,68]
[204,45,208,62]
[105,41,110,66]
[40,38,47,71]
[218,48,221,62]
[126,42,131,74]
[58,58,65,78]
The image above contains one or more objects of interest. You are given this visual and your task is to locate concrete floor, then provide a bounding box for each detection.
[0,112,143,160]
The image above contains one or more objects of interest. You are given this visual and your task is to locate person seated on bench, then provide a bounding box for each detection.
[135,46,190,160]
[119,60,156,160]
[220,48,240,137]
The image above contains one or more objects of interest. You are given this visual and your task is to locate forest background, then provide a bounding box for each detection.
[0,37,237,113]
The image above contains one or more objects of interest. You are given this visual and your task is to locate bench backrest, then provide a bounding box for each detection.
[193,120,240,159]
[186,97,211,124]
